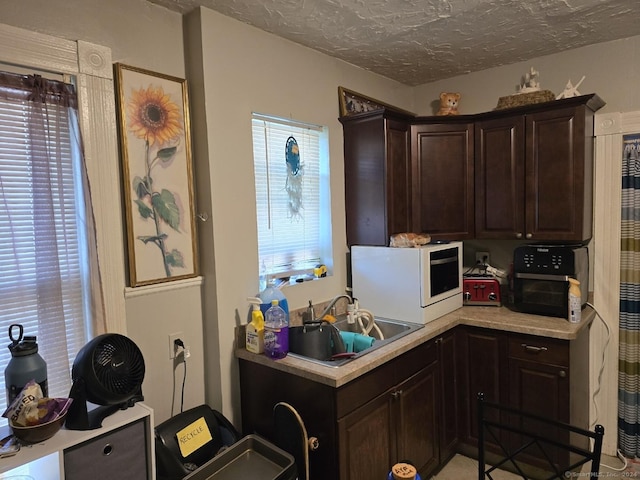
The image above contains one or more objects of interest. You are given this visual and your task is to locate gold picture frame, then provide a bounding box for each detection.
[114,63,198,287]
[338,86,415,117]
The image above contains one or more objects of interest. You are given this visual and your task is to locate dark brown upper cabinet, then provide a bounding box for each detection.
[411,121,475,241]
[475,94,604,241]
[340,94,604,246]
[340,110,412,247]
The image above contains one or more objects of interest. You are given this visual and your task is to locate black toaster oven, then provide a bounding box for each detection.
[512,244,588,318]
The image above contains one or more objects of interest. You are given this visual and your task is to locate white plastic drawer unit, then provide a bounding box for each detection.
[0,403,154,480]
[63,417,149,480]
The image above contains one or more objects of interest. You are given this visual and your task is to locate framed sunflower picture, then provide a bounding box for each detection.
[114,63,198,287]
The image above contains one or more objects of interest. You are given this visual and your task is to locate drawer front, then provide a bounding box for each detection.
[64,417,149,480]
[508,334,569,366]
[336,339,437,418]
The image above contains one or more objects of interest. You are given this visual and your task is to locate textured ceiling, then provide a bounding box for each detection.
[146,0,640,86]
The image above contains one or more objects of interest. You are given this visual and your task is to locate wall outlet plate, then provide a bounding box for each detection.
[168,332,183,359]
[476,251,490,265]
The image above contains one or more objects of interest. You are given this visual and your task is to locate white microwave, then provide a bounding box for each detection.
[351,242,463,324]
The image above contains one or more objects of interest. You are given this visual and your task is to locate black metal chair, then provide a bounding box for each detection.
[477,392,604,480]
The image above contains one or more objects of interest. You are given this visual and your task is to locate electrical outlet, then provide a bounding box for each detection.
[476,251,490,265]
[168,332,183,359]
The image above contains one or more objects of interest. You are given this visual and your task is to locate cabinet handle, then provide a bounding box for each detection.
[391,390,403,399]
[521,343,548,353]
[559,370,567,378]
[516,233,523,239]
[526,233,533,239]
[308,437,320,451]
[103,443,113,456]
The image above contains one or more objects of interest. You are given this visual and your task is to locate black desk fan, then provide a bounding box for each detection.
[66,333,145,430]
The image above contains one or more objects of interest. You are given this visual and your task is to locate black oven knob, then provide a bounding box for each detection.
[464,291,472,301]
[488,292,497,301]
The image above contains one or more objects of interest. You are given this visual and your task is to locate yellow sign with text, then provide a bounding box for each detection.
[177,417,213,458]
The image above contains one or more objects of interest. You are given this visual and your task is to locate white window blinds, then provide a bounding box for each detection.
[0,73,92,421]
[252,114,328,279]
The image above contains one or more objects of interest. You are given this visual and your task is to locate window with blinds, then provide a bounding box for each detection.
[0,75,90,421]
[252,113,332,281]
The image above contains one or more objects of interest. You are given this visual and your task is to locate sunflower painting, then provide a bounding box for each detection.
[115,64,198,287]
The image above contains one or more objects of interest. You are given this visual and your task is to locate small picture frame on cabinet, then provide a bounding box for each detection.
[338,86,414,117]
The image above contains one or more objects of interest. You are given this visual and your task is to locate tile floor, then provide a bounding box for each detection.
[432,453,630,479]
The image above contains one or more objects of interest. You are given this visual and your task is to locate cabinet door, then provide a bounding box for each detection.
[507,358,570,467]
[396,362,439,477]
[507,336,570,468]
[338,389,395,480]
[343,113,410,246]
[411,123,474,240]
[508,357,569,421]
[475,115,526,238]
[386,119,412,240]
[525,105,590,241]
[239,360,339,480]
[457,327,507,449]
[437,330,458,464]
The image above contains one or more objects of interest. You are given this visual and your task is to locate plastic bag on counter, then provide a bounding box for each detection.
[389,232,431,248]
[2,379,72,426]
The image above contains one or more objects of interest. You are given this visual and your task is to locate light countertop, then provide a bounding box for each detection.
[235,305,595,388]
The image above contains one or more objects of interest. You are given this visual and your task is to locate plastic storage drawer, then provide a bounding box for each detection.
[63,417,150,480]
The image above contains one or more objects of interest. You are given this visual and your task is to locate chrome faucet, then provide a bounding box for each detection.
[318,294,353,320]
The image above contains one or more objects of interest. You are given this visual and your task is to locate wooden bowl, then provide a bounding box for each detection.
[11,412,67,444]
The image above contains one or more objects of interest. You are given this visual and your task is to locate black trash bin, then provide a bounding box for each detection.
[155,405,241,480]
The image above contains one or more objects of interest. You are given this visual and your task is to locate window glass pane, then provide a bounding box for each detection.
[252,114,330,280]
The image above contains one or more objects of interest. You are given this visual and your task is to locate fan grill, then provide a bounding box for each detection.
[92,335,145,396]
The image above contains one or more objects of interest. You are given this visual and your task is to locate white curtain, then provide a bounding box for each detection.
[0,72,105,406]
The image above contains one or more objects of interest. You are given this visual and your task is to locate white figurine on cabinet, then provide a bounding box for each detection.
[519,67,541,93]
[556,76,586,99]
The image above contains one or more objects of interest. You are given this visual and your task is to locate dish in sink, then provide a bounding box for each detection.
[288,317,423,368]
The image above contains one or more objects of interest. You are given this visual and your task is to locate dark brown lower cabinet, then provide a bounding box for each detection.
[238,360,338,479]
[457,326,507,452]
[239,335,452,480]
[338,363,439,480]
[506,334,572,469]
[437,329,459,464]
[239,324,588,479]
[457,325,589,471]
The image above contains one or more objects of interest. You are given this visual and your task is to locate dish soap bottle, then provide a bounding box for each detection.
[264,299,288,359]
[568,278,582,323]
[246,298,265,354]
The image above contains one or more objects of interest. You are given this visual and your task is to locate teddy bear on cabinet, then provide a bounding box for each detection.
[437,92,460,115]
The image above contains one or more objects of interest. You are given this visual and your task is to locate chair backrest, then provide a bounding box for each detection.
[155,404,240,480]
[477,392,604,480]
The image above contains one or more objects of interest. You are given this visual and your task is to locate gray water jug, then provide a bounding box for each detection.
[4,324,48,404]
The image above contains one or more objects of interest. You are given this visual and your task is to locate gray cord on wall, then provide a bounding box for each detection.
[171,340,188,416]
[585,302,627,472]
